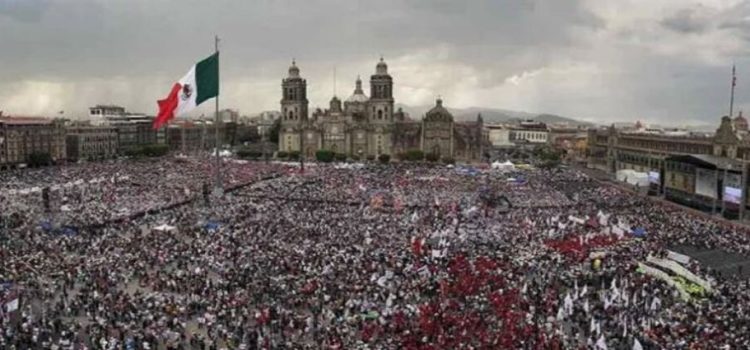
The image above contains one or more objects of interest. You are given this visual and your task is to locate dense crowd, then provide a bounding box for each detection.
[2,157,750,349]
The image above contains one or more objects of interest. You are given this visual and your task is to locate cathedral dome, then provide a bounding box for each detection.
[425,98,453,122]
[346,76,369,103]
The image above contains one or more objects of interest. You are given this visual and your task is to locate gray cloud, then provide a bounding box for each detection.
[0,0,51,22]
[0,0,749,125]
[661,8,709,34]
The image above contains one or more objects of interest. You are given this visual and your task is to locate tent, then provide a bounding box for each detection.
[616,169,649,187]
[491,160,516,172]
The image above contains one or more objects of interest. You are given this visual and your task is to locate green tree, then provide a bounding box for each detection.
[316,150,335,162]
[378,154,391,163]
[27,151,52,167]
[335,153,347,162]
[236,148,262,159]
[276,151,288,158]
[268,119,281,144]
[425,153,440,162]
[404,149,425,162]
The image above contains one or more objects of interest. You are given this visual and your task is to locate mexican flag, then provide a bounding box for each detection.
[153,53,219,129]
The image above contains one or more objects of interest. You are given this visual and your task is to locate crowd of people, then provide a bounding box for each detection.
[2,156,750,349]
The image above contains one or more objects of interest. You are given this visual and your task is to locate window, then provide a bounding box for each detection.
[378,110,383,120]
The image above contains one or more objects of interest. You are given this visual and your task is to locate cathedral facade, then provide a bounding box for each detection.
[278,58,485,161]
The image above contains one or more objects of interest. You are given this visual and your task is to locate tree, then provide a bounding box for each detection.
[276,151,288,158]
[378,154,391,163]
[237,148,262,159]
[316,150,335,163]
[27,151,52,167]
[288,151,301,160]
[268,119,281,144]
[334,153,347,162]
[404,149,425,162]
[442,157,455,164]
[366,155,376,161]
[425,153,440,162]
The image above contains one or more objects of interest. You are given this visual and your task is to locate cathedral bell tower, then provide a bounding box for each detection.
[280,60,308,152]
[369,57,394,124]
[281,60,308,124]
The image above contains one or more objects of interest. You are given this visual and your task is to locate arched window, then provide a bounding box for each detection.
[288,111,294,120]
[378,110,383,120]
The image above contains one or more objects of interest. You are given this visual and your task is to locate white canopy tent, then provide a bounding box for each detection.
[491,160,516,172]
[616,169,649,187]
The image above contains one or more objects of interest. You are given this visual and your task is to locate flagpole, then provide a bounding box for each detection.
[213,35,223,198]
[730,64,736,118]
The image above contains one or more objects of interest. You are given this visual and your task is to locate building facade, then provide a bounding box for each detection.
[0,117,66,169]
[166,120,218,153]
[486,125,514,148]
[509,121,549,147]
[587,115,750,216]
[278,59,485,161]
[65,125,119,161]
[89,105,126,126]
[88,105,161,153]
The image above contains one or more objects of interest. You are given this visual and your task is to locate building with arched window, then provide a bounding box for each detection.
[278,58,486,161]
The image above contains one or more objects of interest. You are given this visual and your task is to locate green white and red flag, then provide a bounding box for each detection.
[153,53,219,129]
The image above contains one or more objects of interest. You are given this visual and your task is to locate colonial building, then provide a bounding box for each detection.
[65,125,119,161]
[509,120,549,147]
[88,105,161,154]
[587,115,750,217]
[166,120,218,153]
[0,117,66,169]
[486,124,514,148]
[278,59,485,161]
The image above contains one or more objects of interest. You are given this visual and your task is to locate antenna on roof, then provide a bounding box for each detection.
[333,66,337,97]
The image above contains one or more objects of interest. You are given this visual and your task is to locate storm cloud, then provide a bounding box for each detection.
[2,0,750,126]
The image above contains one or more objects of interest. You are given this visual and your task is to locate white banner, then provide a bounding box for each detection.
[568,215,585,224]
[666,250,691,265]
[647,256,712,293]
[637,262,690,301]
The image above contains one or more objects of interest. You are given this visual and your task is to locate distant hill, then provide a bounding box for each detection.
[396,104,594,126]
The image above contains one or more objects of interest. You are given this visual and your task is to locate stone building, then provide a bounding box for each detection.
[65,125,119,161]
[278,59,485,161]
[0,117,66,169]
[587,115,750,216]
[166,120,217,153]
[88,106,160,154]
[509,120,549,147]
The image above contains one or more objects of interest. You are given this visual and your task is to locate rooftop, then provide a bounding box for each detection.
[0,116,55,125]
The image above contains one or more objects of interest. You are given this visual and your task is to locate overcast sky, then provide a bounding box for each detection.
[2,0,750,126]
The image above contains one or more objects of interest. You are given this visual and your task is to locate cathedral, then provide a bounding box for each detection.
[278,58,486,161]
